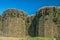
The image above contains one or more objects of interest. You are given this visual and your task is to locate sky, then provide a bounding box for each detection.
[0,0,60,15]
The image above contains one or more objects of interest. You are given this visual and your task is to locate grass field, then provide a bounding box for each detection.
[27,37,53,40]
[0,36,54,40]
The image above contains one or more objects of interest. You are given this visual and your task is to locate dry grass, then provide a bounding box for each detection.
[0,37,27,40]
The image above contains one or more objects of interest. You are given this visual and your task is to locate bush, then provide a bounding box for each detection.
[56,38,60,40]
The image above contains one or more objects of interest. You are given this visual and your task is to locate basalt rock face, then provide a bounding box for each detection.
[0,16,3,36]
[2,9,27,37]
[0,7,60,38]
[27,7,60,38]
[35,7,58,38]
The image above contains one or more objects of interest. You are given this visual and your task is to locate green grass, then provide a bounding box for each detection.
[27,37,53,40]
[56,38,60,40]
[13,36,54,40]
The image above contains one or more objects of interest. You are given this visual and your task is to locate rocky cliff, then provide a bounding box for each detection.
[1,9,27,37]
[0,7,60,38]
